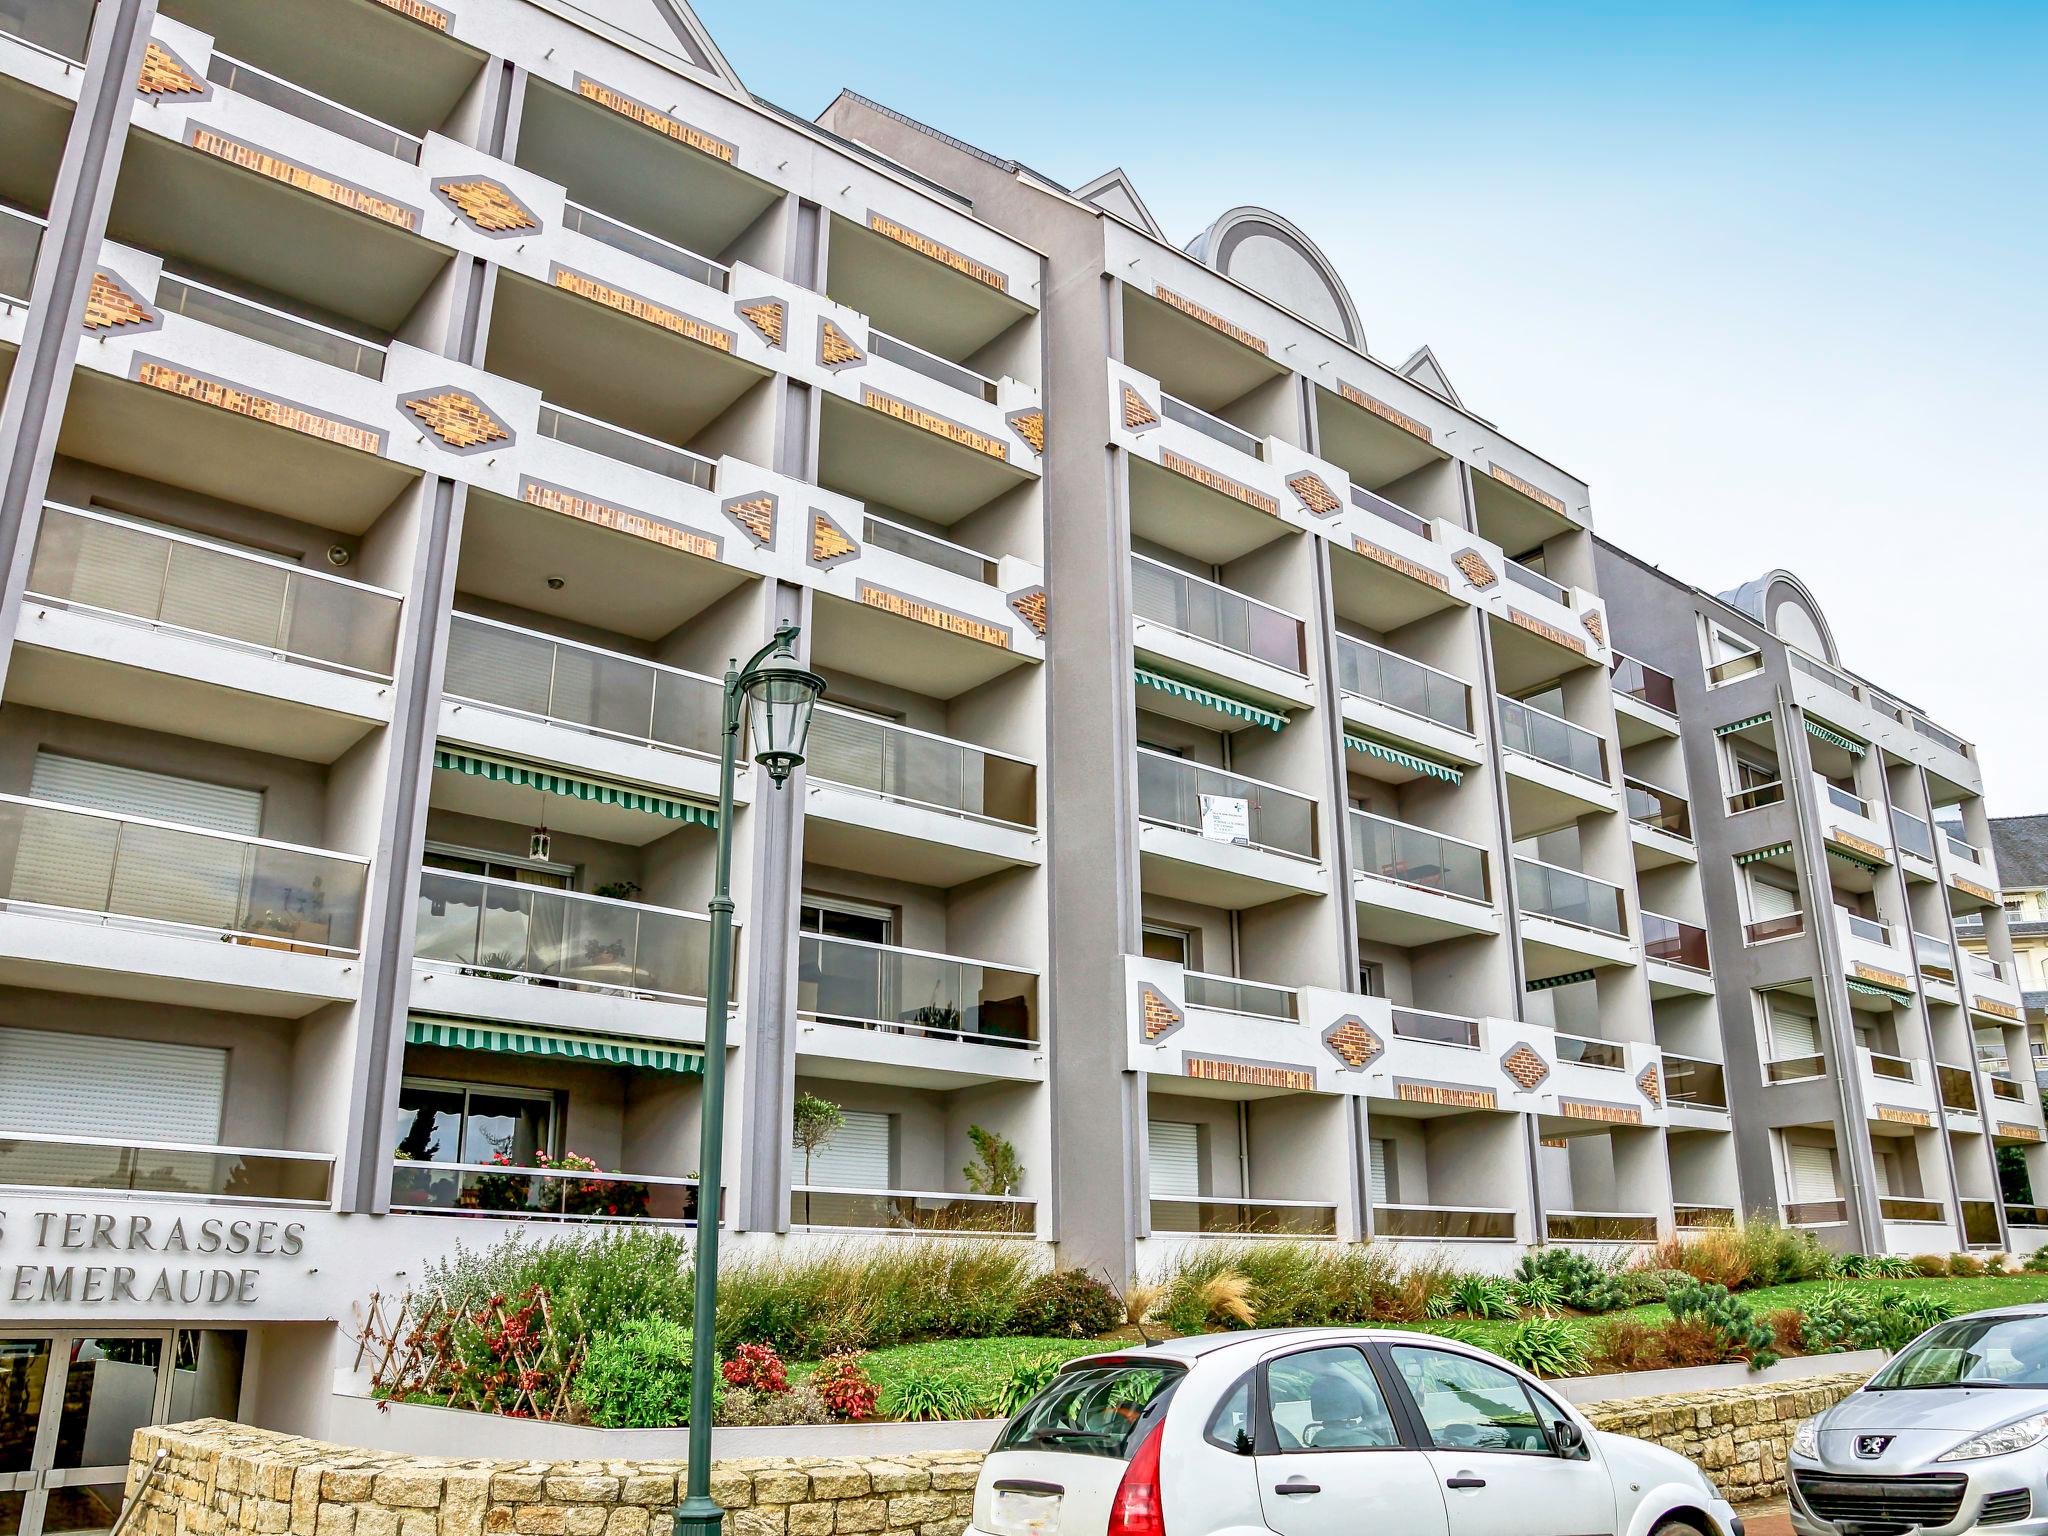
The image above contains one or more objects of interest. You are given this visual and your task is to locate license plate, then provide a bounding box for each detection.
[992,1488,1060,1536]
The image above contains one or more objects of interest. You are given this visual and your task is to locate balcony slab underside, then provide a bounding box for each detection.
[1126,453,1287,567]
[1504,753,1619,837]
[810,586,1034,699]
[1629,822,1696,871]
[1139,823,1326,908]
[817,390,1036,526]
[1612,692,1679,748]
[1329,535,1463,630]
[1646,960,1715,999]
[1353,874,1501,945]
[804,784,1039,887]
[0,909,356,1017]
[1519,913,1635,980]
[12,604,391,762]
[409,968,709,1048]
[796,1019,1043,1090]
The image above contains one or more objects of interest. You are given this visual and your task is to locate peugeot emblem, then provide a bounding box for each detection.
[1855,1434,1894,1458]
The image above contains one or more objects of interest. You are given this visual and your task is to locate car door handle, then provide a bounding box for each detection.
[1272,1482,1321,1496]
[1445,1476,1487,1489]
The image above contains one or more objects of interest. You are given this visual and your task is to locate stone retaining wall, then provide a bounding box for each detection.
[127,1376,1871,1536]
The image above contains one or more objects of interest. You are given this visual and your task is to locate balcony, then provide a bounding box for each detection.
[1184,970,1298,1021]
[1374,1204,1516,1242]
[861,515,998,586]
[1516,857,1632,976]
[205,51,424,162]
[0,202,43,308]
[1504,558,1567,605]
[1349,809,1499,944]
[1545,1210,1658,1244]
[1879,1196,1947,1226]
[1135,748,1323,906]
[1129,555,1308,714]
[0,0,94,62]
[794,1187,1035,1236]
[392,1161,704,1226]
[0,794,366,1013]
[1893,808,1937,872]
[1836,908,1915,1008]
[537,402,719,491]
[1610,652,1679,744]
[0,1132,332,1204]
[868,327,1001,405]
[413,870,715,1041]
[1745,908,1805,946]
[1938,826,2001,914]
[156,271,388,379]
[1334,634,1481,777]
[1350,483,1432,542]
[1989,1073,2031,1106]
[16,503,401,759]
[1814,776,1892,883]
[803,706,1039,884]
[560,201,730,294]
[1916,931,1959,995]
[1642,912,1713,997]
[1625,778,1695,870]
[1498,698,1617,834]
[796,933,1037,1082]
[1149,1197,1336,1239]
[1938,1063,1980,1118]
[1664,1056,1729,1121]
[1858,1048,1937,1121]
[1160,392,1263,461]
[1963,951,2026,1029]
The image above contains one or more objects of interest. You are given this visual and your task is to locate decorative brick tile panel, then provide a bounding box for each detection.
[1159,450,1279,516]
[1487,462,1569,516]
[1974,998,2021,1022]
[858,582,1011,649]
[721,492,776,548]
[1560,1098,1643,1126]
[1581,608,1605,648]
[819,319,863,368]
[82,271,153,331]
[1322,1016,1383,1070]
[372,0,452,28]
[1540,1135,1569,1148]
[1635,1063,1662,1108]
[2001,1121,2045,1142]
[136,361,384,453]
[1186,1055,1314,1092]
[868,212,1008,291]
[574,77,735,162]
[1452,548,1498,588]
[1501,1042,1550,1090]
[1153,285,1267,354]
[1139,986,1182,1042]
[552,268,735,353]
[1877,1106,1932,1127]
[1120,383,1160,431]
[191,128,420,231]
[401,389,511,452]
[1007,586,1047,636]
[1007,408,1044,454]
[137,41,204,95]
[860,387,1007,459]
[1286,471,1340,517]
[521,479,720,560]
[1395,1080,1498,1110]
[809,511,857,567]
[1508,609,1589,656]
[433,178,537,235]
[736,297,785,347]
[1337,381,1432,441]
[1852,962,1913,993]
[1951,874,1999,905]
[1826,828,1889,863]
[1352,538,1449,592]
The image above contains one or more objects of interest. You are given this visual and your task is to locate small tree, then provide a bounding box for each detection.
[963,1125,1024,1214]
[792,1093,844,1226]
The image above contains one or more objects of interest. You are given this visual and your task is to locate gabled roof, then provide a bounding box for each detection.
[1994,815,2048,889]
[571,0,745,96]
[1398,345,1461,408]
[1074,168,1163,240]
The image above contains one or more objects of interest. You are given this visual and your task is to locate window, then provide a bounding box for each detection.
[1765,996,1820,1059]
[1205,1372,1254,1453]
[1141,925,1192,967]
[1787,1142,1839,1203]
[1746,872,1799,923]
[395,1078,556,1166]
[1369,1139,1396,1205]
[423,844,573,888]
[798,1108,891,1188]
[1147,1121,1201,1199]
[1263,1347,1399,1451]
[799,895,893,945]
[1356,961,1384,998]
[992,1360,1184,1461]
[1387,1347,1548,1453]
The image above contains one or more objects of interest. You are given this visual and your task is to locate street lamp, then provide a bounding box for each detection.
[676,621,823,1536]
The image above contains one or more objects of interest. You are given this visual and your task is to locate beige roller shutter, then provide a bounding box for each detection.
[1148,1121,1201,1199]
[1788,1143,1838,1202]
[0,1025,224,1142]
[802,1110,891,1189]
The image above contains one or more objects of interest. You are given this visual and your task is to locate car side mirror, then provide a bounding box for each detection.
[1547,1418,1587,1459]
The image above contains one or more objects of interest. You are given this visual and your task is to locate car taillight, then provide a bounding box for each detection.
[1108,1423,1166,1536]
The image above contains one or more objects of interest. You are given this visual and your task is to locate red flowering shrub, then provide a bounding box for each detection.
[721,1341,789,1394]
[812,1352,878,1420]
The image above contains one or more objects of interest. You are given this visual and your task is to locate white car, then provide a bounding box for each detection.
[970,1328,1742,1536]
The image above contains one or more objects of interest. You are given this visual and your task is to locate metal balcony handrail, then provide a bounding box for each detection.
[1609,651,1678,714]
[1892,808,1936,859]
[0,1130,333,1162]
[1840,910,1894,947]
[560,200,731,292]
[537,402,718,489]
[1641,910,1710,970]
[1376,1201,1517,1216]
[1334,632,1471,729]
[1744,911,1805,944]
[0,789,368,865]
[1503,557,1567,605]
[1152,1194,1338,1211]
[806,702,1038,831]
[450,610,722,691]
[1131,553,1305,672]
[810,701,1036,769]
[1706,651,1764,685]
[206,52,423,162]
[1967,952,2007,982]
[40,501,400,600]
[1862,1048,1916,1082]
[1134,745,1309,809]
[1817,776,1871,819]
[1912,715,1970,756]
[1389,1008,1481,1050]
[1183,969,1299,1021]
[0,0,93,64]
[1942,827,1983,862]
[393,1158,699,1187]
[1789,648,1860,699]
[1552,1031,1626,1070]
[433,866,710,920]
[1135,748,1318,860]
[1350,808,1490,905]
[1158,391,1264,459]
[861,513,998,585]
[1498,697,1607,782]
[156,271,389,378]
[795,926,1032,975]
[1349,807,1491,863]
[1514,854,1627,936]
[1727,779,1785,814]
[1624,777,1693,837]
[1349,483,1433,541]
[867,326,1000,402]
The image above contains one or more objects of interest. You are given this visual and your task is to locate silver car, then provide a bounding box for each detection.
[1790,1304,2048,1533]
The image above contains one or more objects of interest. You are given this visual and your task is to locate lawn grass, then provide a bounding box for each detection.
[792,1336,1108,1418]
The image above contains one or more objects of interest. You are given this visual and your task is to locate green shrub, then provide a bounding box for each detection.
[1838,1254,1915,1280]
[714,1240,1042,1356]
[2028,1246,2048,1274]
[830,1337,1099,1419]
[1667,1279,1779,1368]
[1619,1268,1694,1306]
[1875,1292,1958,1351]
[885,1364,971,1422]
[1514,1248,1630,1313]
[1736,1222,1832,1286]
[1947,1254,1985,1278]
[1910,1254,1951,1277]
[417,1228,695,1339]
[1511,1273,1566,1316]
[573,1316,717,1428]
[1010,1270,1122,1338]
[1799,1286,1886,1352]
[1447,1273,1520,1320]
[993,1353,1066,1415]
[1499,1316,1589,1378]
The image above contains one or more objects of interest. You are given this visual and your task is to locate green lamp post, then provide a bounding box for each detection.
[675,621,823,1536]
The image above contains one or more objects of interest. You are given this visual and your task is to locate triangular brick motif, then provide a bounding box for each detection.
[1008,588,1047,636]
[1582,609,1606,648]
[1121,384,1160,430]
[723,493,775,547]
[137,41,203,95]
[404,391,509,450]
[1636,1062,1662,1107]
[1007,409,1044,454]
[81,272,152,331]
[737,298,785,348]
[1139,986,1182,1041]
[810,512,856,565]
[819,320,862,368]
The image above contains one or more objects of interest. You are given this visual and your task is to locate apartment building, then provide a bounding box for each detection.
[1960,815,2048,1082]
[0,0,2018,1483]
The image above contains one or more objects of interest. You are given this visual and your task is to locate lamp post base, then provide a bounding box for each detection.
[671,1496,726,1536]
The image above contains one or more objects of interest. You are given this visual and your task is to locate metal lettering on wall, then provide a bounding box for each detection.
[1,1209,305,1308]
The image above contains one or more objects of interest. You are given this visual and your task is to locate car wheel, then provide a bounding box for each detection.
[1648,1520,1709,1536]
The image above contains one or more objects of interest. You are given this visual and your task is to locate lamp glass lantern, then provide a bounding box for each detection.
[740,649,824,782]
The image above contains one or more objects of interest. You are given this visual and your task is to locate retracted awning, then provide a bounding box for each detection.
[433,748,717,827]
[1826,843,1887,873]
[1805,719,1867,757]
[1343,733,1463,785]
[1736,843,1793,865]
[1714,713,1773,737]
[1846,978,1912,1002]
[407,1017,705,1075]
[1526,969,1598,992]
[1133,667,1287,731]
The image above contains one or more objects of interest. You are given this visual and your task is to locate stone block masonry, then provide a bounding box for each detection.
[1580,1371,1869,1503]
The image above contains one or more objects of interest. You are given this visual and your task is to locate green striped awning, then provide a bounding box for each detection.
[1827,843,1886,873]
[1846,978,1911,1002]
[1527,969,1598,992]
[1134,667,1286,731]
[1735,842,1793,865]
[433,749,717,827]
[407,1017,704,1075]
[1714,713,1774,737]
[1805,719,1866,757]
[1343,733,1463,785]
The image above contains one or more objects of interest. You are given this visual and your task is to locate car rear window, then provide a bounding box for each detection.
[994,1358,1185,1460]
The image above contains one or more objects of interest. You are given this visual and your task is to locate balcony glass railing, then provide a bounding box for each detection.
[1642,912,1709,971]
[1915,932,1956,983]
[1674,1205,1737,1229]
[1937,1065,1978,1114]
[1375,1204,1515,1241]
[1968,952,2009,984]
[1149,1197,1336,1238]
[206,53,423,162]
[0,0,95,61]
[0,1132,331,1203]
[863,514,997,585]
[1131,555,1303,673]
[1942,826,1982,862]
[1334,634,1469,730]
[1349,484,1432,541]
[1389,1008,1481,1050]
[1554,1032,1625,1070]
[1913,716,1970,757]
[1727,779,1785,814]
[1663,1056,1727,1110]
[1787,1198,1848,1226]
[793,1187,1034,1235]
[1841,911,1893,947]
[0,793,368,953]
[538,403,718,490]
[1865,1050,1915,1083]
[1183,971,1297,1021]
[391,1161,703,1224]
[1503,558,1567,605]
[1498,698,1605,782]
[1963,1200,2002,1248]
[1893,809,1936,861]
[561,201,730,292]
[798,933,1035,1047]
[1159,393,1263,459]
[1624,779,1691,838]
[1706,651,1764,685]
[868,328,999,403]
[28,503,404,679]
[156,273,388,378]
[1515,858,1625,936]
[1819,778,1871,819]
[1136,748,1316,859]
[1990,1075,2029,1104]
[1765,1054,1826,1083]
[808,704,1036,829]
[443,613,723,758]
[0,203,44,304]
[1790,650,1860,699]
[1545,1211,1658,1243]
[1744,911,1805,945]
[1350,810,1488,904]
[2007,1205,2048,1230]
[415,871,714,1003]
[1609,652,1678,714]
[1879,1196,1945,1224]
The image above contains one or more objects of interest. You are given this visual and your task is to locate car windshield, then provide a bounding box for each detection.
[993,1359,1185,1460]
[1871,1315,2048,1390]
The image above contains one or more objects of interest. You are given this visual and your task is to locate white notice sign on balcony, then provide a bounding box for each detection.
[1200,794,1250,845]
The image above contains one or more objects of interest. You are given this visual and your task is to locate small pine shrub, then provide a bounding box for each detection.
[1514,1247,1630,1313]
[1947,1253,1985,1277]
[573,1317,718,1428]
[812,1353,878,1420]
[1910,1254,1951,1277]
[1620,1267,1694,1306]
[1447,1273,1520,1320]
[1010,1270,1123,1338]
[1667,1279,1779,1369]
[1500,1316,1588,1378]
[1799,1286,1885,1352]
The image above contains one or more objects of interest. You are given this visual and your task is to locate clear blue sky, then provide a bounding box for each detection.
[699,1,2048,810]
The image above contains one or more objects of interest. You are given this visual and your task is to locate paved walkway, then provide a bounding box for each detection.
[1736,1503,1792,1535]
